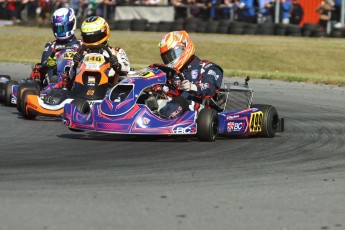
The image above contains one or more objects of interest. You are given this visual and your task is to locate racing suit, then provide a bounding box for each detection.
[159,55,223,118]
[29,36,82,87]
[41,35,82,83]
[69,46,130,86]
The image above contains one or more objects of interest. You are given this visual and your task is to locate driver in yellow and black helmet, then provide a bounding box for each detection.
[70,16,130,85]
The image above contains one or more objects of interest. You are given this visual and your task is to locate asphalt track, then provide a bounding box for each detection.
[0,62,345,230]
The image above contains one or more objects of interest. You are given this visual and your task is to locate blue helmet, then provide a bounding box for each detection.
[51,8,76,40]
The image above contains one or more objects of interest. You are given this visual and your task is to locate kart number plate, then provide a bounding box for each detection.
[63,52,75,60]
[84,55,104,64]
[249,112,263,132]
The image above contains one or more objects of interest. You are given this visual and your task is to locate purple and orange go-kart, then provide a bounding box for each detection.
[2,47,76,112]
[62,65,284,141]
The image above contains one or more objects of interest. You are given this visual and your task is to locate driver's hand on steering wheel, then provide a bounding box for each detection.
[47,56,56,68]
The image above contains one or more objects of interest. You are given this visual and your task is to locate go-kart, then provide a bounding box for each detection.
[62,65,284,141]
[2,47,77,110]
[20,45,116,120]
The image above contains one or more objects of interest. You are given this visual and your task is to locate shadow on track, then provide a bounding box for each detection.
[57,132,253,143]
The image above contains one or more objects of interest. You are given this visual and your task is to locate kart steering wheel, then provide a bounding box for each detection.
[150,63,185,81]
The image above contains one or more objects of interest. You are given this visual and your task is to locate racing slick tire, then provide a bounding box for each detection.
[0,75,11,102]
[16,81,40,113]
[197,108,219,142]
[72,98,90,114]
[251,104,279,138]
[4,80,18,106]
[21,89,38,120]
[68,99,90,132]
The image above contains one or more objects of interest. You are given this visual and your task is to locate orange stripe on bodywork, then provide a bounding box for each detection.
[26,95,64,116]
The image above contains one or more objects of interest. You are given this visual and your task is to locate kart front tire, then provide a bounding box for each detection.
[197,108,219,142]
[251,104,279,138]
[71,98,90,114]
[16,81,40,113]
[4,80,18,106]
[68,99,90,132]
[21,89,38,120]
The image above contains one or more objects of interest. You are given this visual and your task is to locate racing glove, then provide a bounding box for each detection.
[29,63,42,80]
[46,56,56,68]
[109,55,121,71]
[72,50,83,67]
[179,80,197,92]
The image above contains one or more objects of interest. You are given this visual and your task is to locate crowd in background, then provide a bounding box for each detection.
[0,0,344,32]
[0,0,118,23]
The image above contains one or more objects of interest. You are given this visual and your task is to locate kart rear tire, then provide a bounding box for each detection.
[16,81,40,113]
[68,99,90,132]
[197,108,219,142]
[71,98,90,114]
[4,80,18,106]
[251,104,279,138]
[21,89,38,120]
[0,75,11,102]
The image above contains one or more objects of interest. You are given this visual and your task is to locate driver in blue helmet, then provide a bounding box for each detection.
[30,7,82,87]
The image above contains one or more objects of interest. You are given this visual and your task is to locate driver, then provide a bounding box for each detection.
[70,16,130,86]
[30,7,82,87]
[157,30,223,118]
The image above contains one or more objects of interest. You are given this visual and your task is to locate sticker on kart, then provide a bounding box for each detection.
[249,111,263,132]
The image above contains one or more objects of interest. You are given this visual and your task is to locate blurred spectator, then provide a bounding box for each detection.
[331,0,340,22]
[70,0,81,16]
[96,0,116,20]
[238,0,256,23]
[171,0,188,19]
[280,0,291,24]
[218,0,233,19]
[7,0,18,22]
[190,0,208,19]
[331,0,344,29]
[257,0,273,23]
[0,0,7,20]
[264,0,275,21]
[38,0,51,25]
[143,0,161,5]
[54,0,70,9]
[317,0,334,31]
[289,0,303,25]
[79,0,98,20]
[265,0,291,24]
[207,0,221,20]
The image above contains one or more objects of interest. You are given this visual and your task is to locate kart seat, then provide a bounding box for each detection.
[207,93,227,112]
[157,99,169,111]
[145,95,159,111]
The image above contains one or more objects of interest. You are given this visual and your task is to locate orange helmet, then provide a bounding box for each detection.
[81,16,110,46]
[158,31,195,70]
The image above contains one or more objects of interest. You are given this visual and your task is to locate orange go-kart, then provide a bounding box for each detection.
[21,45,116,120]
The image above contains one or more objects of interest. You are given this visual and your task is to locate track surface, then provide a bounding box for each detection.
[0,63,345,230]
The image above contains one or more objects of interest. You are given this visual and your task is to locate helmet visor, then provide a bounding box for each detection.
[82,30,107,44]
[53,20,75,37]
[161,46,183,65]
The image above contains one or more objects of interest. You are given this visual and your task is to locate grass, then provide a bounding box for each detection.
[1,26,345,86]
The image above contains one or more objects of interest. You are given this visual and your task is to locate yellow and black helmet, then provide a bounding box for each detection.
[81,16,110,46]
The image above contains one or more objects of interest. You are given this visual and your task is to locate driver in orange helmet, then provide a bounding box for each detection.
[157,30,223,118]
